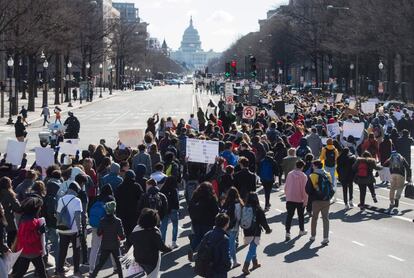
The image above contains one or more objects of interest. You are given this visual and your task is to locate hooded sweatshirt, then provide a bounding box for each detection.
[284,169,308,204]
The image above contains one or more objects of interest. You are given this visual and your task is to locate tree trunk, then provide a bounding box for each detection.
[54,53,60,105]
[27,54,36,111]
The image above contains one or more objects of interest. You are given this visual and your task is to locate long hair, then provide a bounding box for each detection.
[223,187,244,208]
[245,192,260,209]
[192,182,217,202]
[0,177,16,198]
[0,203,7,226]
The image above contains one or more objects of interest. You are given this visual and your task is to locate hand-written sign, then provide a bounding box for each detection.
[186,138,219,164]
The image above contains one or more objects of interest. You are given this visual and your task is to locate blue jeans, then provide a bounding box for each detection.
[160,209,179,242]
[245,241,257,263]
[0,257,8,277]
[324,166,337,190]
[46,227,59,262]
[190,224,212,251]
[228,230,238,263]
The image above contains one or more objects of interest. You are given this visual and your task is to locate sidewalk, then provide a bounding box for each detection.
[0,87,124,127]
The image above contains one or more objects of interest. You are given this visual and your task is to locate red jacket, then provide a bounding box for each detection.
[289,131,303,148]
[17,217,44,256]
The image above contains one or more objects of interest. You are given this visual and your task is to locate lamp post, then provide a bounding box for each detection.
[85,62,90,103]
[378,60,384,95]
[124,65,128,90]
[6,57,14,125]
[108,64,113,95]
[19,58,26,100]
[42,59,49,108]
[328,64,333,93]
[67,60,73,107]
[99,63,103,98]
[278,68,283,84]
[349,63,355,95]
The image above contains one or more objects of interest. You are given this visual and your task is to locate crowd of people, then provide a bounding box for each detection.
[0,84,413,278]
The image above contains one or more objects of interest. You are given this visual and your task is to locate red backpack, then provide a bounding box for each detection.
[357,161,369,178]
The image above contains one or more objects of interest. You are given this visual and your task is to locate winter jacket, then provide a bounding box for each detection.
[266,128,281,145]
[220,150,238,167]
[0,190,21,232]
[284,169,308,204]
[395,135,414,164]
[383,153,411,180]
[161,185,179,213]
[242,207,271,240]
[320,145,339,167]
[306,169,332,201]
[15,179,34,202]
[336,153,356,184]
[238,149,256,172]
[352,158,382,185]
[219,174,234,196]
[306,133,323,158]
[258,156,278,183]
[379,139,393,165]
[97,214,125,250]
[234,168,256,200]
[281,156,298,178]
[14,121,26,138]
[100,173,123,193]
[137,186,168,220]
[16,215,45,257]
[188,197,219,227]
[288,131,303,148]
[296,138,312,160]
[132,151,152,178]
[203,227,231,276]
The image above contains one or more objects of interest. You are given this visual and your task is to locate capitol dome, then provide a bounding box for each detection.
[179,17,202,53]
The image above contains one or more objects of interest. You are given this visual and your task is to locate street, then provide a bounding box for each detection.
[12,85,413,278]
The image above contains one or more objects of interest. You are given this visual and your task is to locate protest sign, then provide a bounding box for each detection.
[243,106,256,120]
[321,137,329,146]
[327,123,340,138]
[335,93,343,103]
[5,140,26,166]
[186,138,219,164]
[368,98,380,104]
[343,122,365,139]
[35,147,55,168]
[121,246,144,277]
[275,85,282,93]
[349,100,356,110]
[285,104,295,114]
[118,129,144,148]
[59,142,79,155]
[361,102,376,114]
[316,103,324,111]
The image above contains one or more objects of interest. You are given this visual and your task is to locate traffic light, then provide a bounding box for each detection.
[230,60,237,77]
[249,55,257,78]
[225,62,231,78]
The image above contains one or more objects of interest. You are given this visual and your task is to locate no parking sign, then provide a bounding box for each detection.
[243,106,256,120]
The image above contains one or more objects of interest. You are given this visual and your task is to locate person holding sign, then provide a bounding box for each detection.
[319,139,339,197]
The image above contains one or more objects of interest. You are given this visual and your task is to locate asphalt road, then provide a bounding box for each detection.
[6,85,413,277]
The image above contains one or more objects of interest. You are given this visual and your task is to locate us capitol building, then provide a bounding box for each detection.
[170,17,221,70]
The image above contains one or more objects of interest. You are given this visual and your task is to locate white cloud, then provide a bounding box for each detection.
[207,10,234,23]
[212,28,236,36]
[166,0,193,4]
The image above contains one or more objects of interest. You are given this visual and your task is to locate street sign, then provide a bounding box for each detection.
[225,95,234,104]
[243,106,256,120]
[225,82,233,97]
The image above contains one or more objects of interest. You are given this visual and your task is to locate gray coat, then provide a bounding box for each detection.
[132,151,152,178]
[306,133,323,158]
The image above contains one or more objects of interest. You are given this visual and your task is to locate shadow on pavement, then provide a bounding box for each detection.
[284,241,325,263]
[263,236,300,257]
[161,263,194,277]
[160,244,191,271]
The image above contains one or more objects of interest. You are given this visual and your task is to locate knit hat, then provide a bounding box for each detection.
[105,201,116,215]
[110,163,120,174]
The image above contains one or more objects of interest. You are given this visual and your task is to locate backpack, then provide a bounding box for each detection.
[259,159,274,182]
[194,231,220,277]
[89,201,106,228]
[325,148,336,167]
[357,161,369,178]
[146,192,163,212]
[44,194,57,227]
[316,173,335,201]
[296,147,309,159]
[56,197,75,231]
[240,206,256,230]
[389,154,403,172]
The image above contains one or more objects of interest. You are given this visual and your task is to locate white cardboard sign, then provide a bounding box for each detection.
[35,147,55,168]
[327,123,340,138]
[361,102,376,114]
[118,129,144,148]
[5,140,26,166]
[59,142,79,155]
[335,93,343,103]
[285,104,295,113]
[343,122,365,139]
[186,138,219,164]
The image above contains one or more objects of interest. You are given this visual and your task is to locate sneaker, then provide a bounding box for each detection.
[309,236,315,242]
[187,250,194,262]
[395,199,399,208]
[373,196,378,203]
[171,241,179,249]
[232,262,241,269]
[345,204,350,210]
[349,200,354,208]
[321,238,329,245]
[285,233,291,241]
[264,206,270,212]
[299,230,308,236]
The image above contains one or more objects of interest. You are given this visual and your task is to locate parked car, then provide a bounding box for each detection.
[134,83,145,91]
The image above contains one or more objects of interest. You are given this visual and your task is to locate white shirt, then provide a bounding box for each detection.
[56,194,83,234]
[188,117,199,131]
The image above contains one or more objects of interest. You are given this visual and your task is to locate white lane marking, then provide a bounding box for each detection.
[108,110,130,124]
[275,209,283,213]
[388,255,405,262]
[354,187,414,207]
[352,241,365,247]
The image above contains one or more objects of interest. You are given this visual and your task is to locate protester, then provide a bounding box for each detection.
[129,208,172,277]
[258,151,278,210]
[320,138,339,197]
[234,157,257,200]
[0,203,10,277]
[281,148,299,181]
[40,105,51,126]
[14,115,27,142]
[132,144,152,178]
[337,148,357,209]
[241,192,272,275]
[160,176,180,248]
[0,177,21,247]
[284,160,308,241]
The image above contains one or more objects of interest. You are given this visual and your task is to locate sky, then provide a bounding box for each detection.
[128,0,289,52]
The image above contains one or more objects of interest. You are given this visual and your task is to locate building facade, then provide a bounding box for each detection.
[171,17,220,70]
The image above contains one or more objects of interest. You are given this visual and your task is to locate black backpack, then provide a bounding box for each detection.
[316,173,335,201]
[325,148,336,167]
[146,192,163,212]
[221,203,237,230]
[44,194,57,227]
[194,231,223,277]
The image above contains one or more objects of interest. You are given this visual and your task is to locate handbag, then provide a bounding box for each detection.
[404,183,414,199]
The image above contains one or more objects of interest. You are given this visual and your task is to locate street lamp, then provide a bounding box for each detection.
[42,59,49,108]
[99,63,103,98]
[378,61,384,95]
[327,5,350,10]
[85,62,91,102]
[67,60,73,107]
[349,63,355,94]
[108,64,113,95]
[378,61,384,70]
[6,57,14,125]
